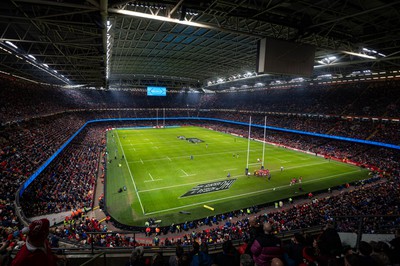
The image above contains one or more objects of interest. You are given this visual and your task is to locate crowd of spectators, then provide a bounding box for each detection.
[19,126,105,217]
[2,77,400,123]
[0,77,399,265]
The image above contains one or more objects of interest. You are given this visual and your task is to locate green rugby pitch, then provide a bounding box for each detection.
[105,126,369,226]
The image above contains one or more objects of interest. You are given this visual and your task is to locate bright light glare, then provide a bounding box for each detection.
[5,41,18,49]
[342,51,376,59]
[27,54,36,60]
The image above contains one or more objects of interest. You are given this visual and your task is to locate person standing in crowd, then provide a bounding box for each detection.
[190,241,213,266]
[358,241,378,266]
[389,229,400,264]
[11,218,65,266]
[127,246,146,266]
[284,233,306,266]
[215,240,240,266]
[250,222,283,266]
[240,253,254,266]
[169,245,189,266]
[316,223,343,264]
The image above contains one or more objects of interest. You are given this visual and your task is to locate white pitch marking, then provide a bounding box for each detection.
[181,169,189,176]
[180,174,197,177]
[148,173,154,181]
[144,179,163,183]
[144,169,362,215]
[115,131,145,215]
[140,159,144,164]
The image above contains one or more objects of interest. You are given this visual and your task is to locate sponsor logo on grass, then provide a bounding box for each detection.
[181,179,236,197]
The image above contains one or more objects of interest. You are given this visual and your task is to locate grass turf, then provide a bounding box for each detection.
[105,126,370,226]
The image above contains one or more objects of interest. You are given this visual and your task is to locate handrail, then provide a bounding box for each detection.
[79,252,106,266]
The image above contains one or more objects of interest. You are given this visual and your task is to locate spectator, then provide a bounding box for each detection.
[245,216,263,255]
[316,223,342,262]
[270,258,284,266]
[11,219,65,266]
[214,240,240,266]
[370,241,391,266]
[284,233,306,266]
[127,246,146,266]
[152,252,166,266]
[344,253,361,266]
[240,253,254,266]
[189,241,213,266]
[250,222,283,266]
[169,245,188,266]
[389,229,400,264]
[358,241,377,266]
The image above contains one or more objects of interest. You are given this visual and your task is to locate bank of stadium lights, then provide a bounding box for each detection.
[317,56,337,65]
[289,77,304,83]
[129,2,167,9]
[341,48,386,60]
[346,70,372,77]
[1,41,70,84]
[362,48,386,58]
[105,20,113,80]
[208,71,258,85]
[316,74,332,80]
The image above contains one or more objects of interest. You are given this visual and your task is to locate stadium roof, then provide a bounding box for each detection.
[0,0,399,91]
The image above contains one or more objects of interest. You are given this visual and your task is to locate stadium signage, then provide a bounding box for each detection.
[181,179,236,197]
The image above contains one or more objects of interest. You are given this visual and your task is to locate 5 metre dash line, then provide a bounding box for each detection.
[148,173,154,181]
[181,169,189,176]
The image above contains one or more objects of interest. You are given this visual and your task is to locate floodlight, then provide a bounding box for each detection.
[342,50,376,59]
[27,54,36,60]
[5,41,18,49]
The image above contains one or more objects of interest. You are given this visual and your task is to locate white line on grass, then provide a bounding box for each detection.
[144,169,362,215]
[140,159,144,164]
[166,156,172,161]
[148,173,154,181]
[115,131,145,215]
[181,169,189,176]
[144,179,163,183]
[180,174,197,177]
[224,168,237,171]
[274,157,289,163]
[127,149,264,164]
[139,160,331,193]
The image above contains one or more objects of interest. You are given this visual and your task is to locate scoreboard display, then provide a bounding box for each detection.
[147,86,166,96]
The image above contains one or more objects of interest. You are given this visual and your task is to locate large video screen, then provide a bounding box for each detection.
[147,86,167,96]
[257,37,315,77]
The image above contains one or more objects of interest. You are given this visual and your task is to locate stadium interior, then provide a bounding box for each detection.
[0,0,400,266]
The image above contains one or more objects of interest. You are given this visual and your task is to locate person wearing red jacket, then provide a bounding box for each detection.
[11,218,64,266]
